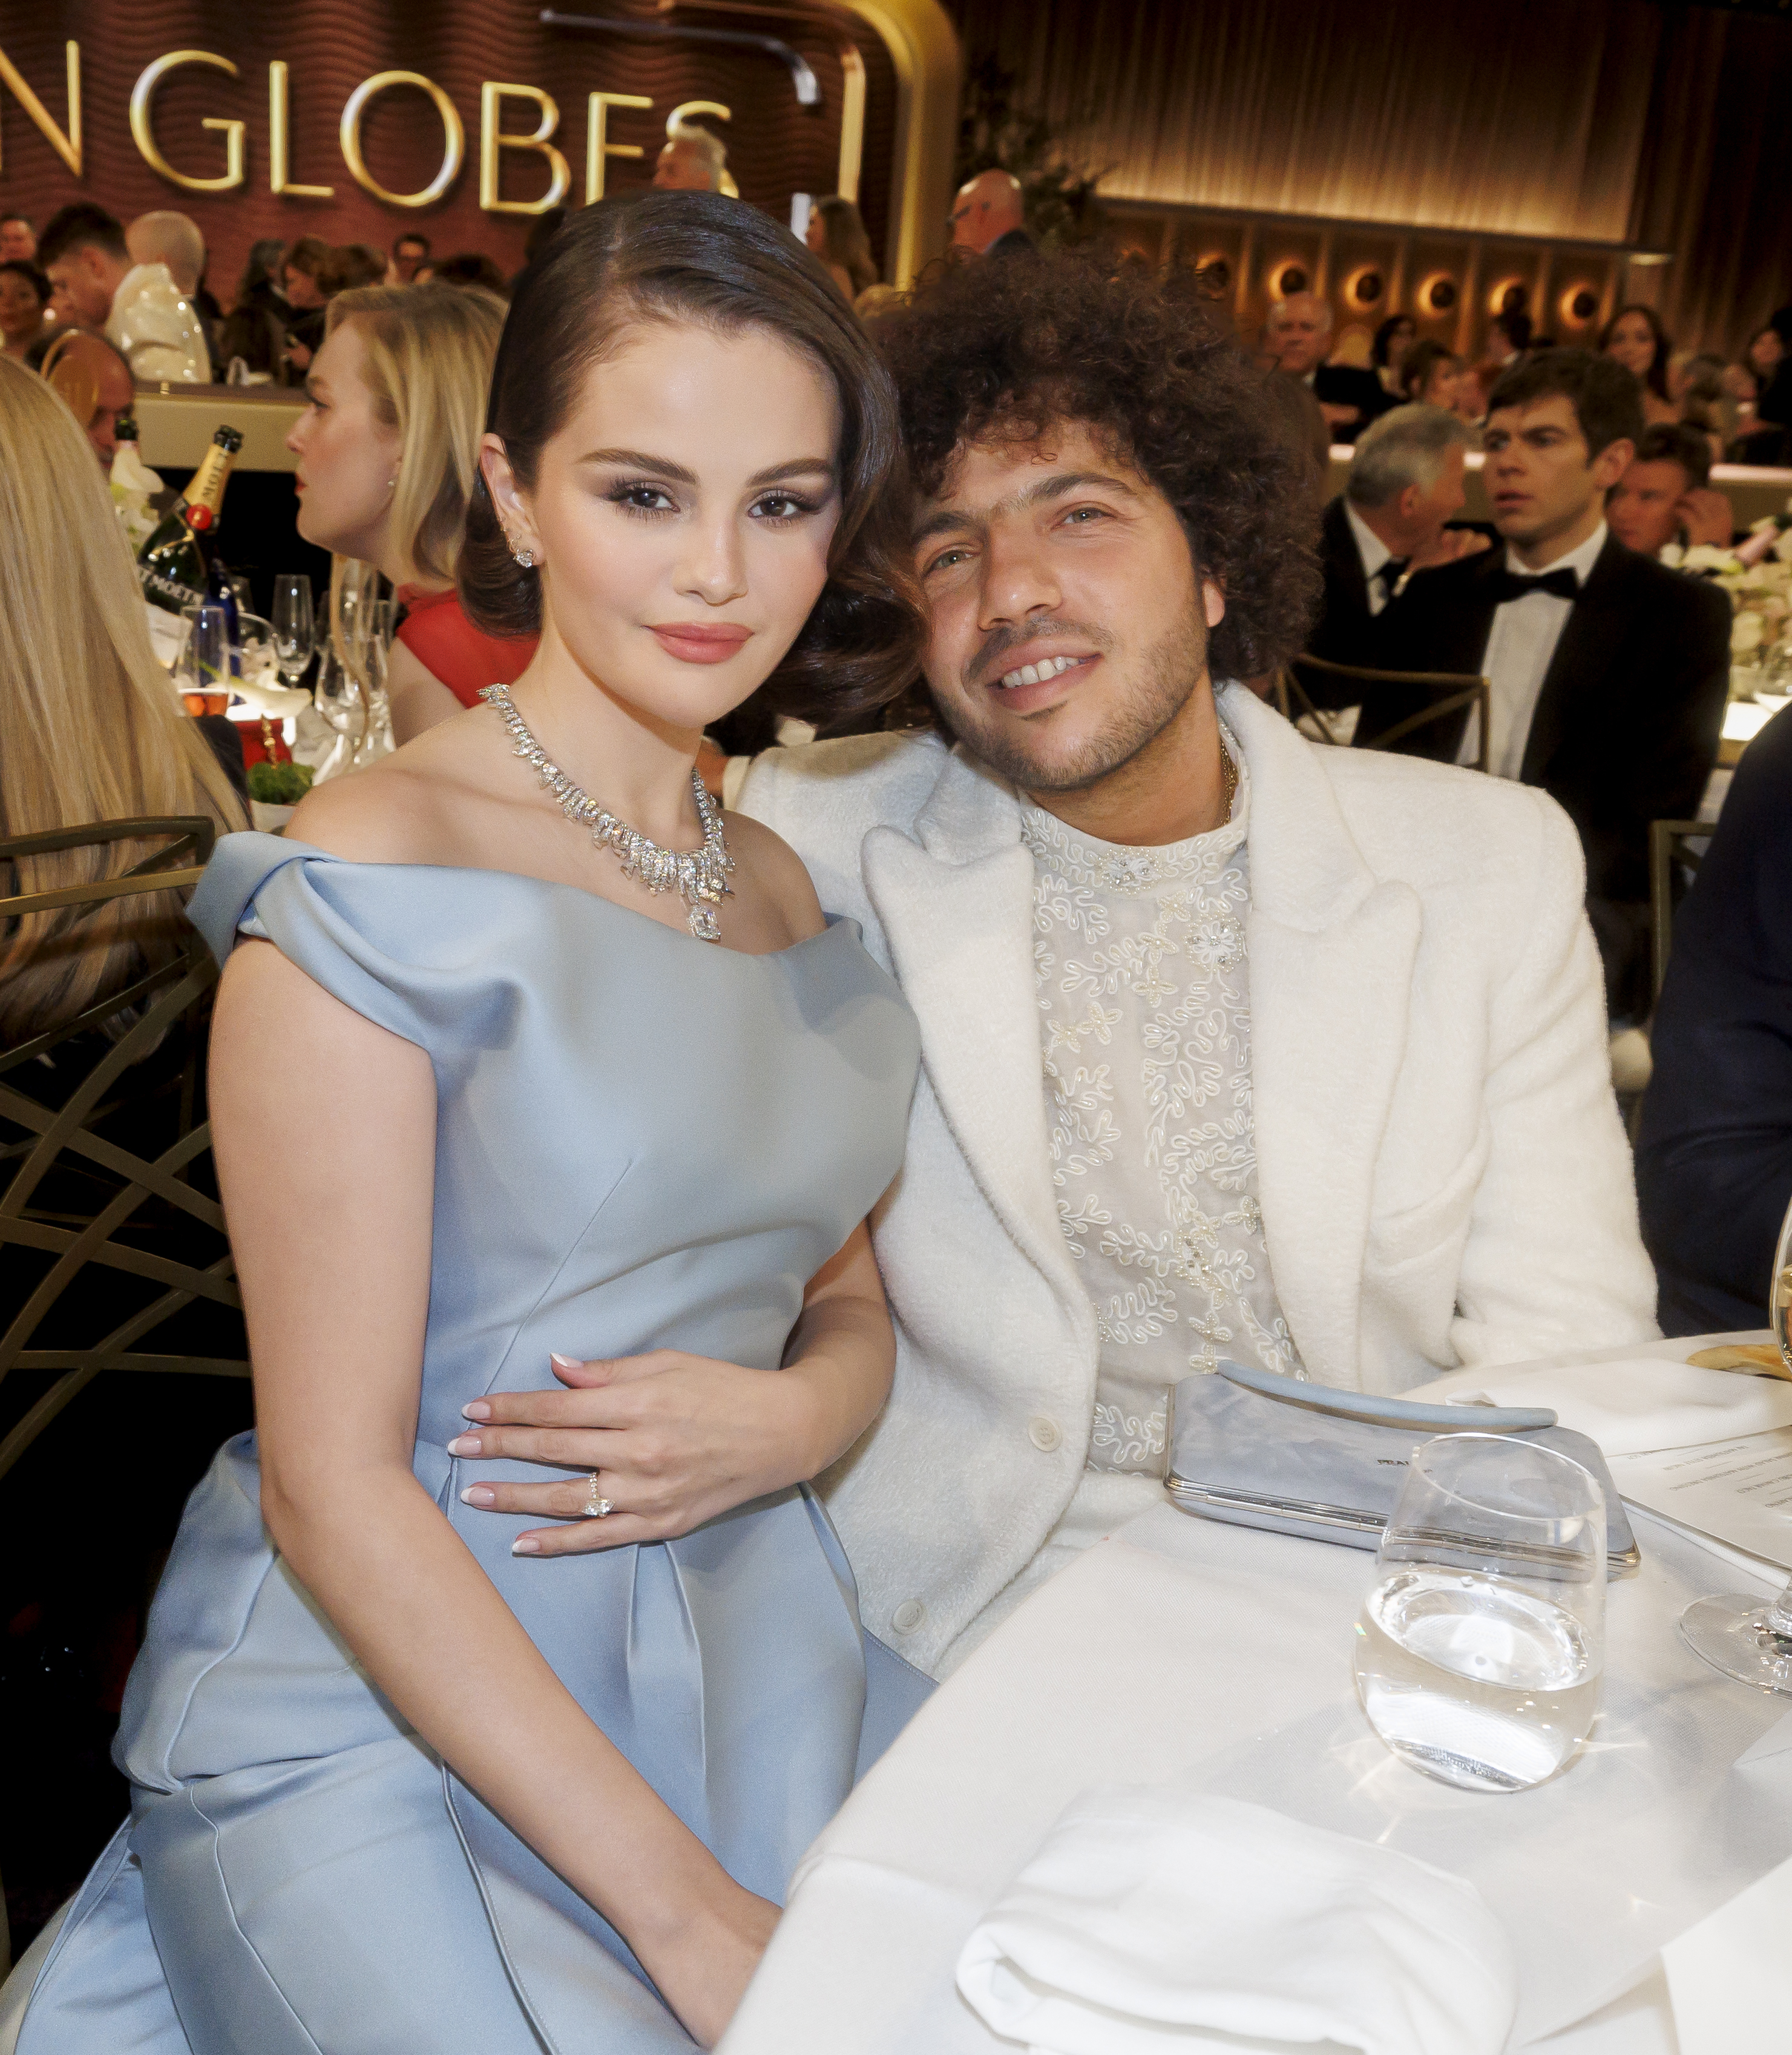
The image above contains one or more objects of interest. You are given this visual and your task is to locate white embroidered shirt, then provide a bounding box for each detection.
[1020,743,1303,1479]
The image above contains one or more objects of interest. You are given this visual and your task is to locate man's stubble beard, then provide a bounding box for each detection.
[933,586,1210,797]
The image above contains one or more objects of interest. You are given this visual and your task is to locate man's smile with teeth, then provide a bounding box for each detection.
[997,653,1091,690]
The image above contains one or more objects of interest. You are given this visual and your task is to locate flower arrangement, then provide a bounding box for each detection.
[1661,501,1792,689]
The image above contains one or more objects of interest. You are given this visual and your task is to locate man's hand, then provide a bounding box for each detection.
[1406,528,1493,575]
[448,1349,824,1555]
[1676,486,1734,550]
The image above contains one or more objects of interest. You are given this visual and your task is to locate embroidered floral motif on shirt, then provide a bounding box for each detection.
[1020,734,1305,1479]
[1092,1399,1168,1467]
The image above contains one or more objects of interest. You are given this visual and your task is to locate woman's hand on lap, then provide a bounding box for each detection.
[451,1348,825,1552]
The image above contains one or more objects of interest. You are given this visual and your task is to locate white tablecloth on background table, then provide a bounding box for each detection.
[721,1337,1792,2055]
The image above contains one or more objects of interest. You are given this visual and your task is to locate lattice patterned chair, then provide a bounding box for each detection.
[0,818,248,1487]
[1279,655,1492,771]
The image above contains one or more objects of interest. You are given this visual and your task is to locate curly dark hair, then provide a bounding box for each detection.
[873,253,1321,681]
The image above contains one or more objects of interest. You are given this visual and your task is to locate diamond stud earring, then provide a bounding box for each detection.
[514,547,536,569]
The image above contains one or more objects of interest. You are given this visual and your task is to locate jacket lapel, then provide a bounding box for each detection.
[862,750,1084,1310]
[1221,685,1422,1389]
[1518,536,1632,786]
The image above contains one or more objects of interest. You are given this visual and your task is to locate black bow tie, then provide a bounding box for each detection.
[1488,567,1581,605]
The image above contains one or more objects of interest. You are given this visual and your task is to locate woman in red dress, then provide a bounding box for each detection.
[285,281,539,743]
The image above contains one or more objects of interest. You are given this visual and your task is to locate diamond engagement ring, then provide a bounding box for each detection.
[583,1475,613,1519]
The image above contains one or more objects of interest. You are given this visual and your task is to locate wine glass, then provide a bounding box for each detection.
[1354,1433,1606,1792]
[335,576,372,676]
[312,648,363,735]
[271,574,315,688]
[348,594,397,766]
[1678,1192,1792,1693]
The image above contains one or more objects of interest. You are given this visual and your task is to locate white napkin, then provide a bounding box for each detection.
[954,1787,1517,2055]
[1662,1850,1792,2055]
[1406,1360,1792,1457]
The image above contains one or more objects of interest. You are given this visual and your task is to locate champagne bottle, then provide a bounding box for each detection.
[136,424,243,618]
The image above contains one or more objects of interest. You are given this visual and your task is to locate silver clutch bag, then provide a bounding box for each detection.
[1166,1360,1640,1572]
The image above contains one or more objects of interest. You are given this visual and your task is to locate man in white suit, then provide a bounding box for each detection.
[730,255,1657,1673]
[455,256,1657,1680]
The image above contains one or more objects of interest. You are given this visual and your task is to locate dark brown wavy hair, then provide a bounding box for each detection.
[461,192,924,725]
[873,252,1323,683]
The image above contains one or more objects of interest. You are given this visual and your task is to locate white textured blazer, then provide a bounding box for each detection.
[738,680,1659,1675]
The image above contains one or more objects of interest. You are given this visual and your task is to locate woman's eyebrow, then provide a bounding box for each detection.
[745,457,835,487]
[577,447,700,483]
[575,450,835,489]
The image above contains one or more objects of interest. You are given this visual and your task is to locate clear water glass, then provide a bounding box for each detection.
[1678,1190,1792,1694]
[1354,1433,1606,1792]
[271,573,315,686]
[179,602,234,716]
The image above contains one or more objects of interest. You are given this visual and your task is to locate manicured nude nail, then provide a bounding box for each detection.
[460,1485,496,1508]
[511,1536,542,1555]
[461,1400,491,1421]
[446,1434,480,1456]
[550,1353,582,1373]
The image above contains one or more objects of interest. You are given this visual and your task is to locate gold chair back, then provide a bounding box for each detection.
[1282,654,1492,773]
[0,818,246,1484]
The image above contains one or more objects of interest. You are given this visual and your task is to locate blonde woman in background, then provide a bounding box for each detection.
[805,196,878,302]
[0,355,244,1042]
[286,281,536,745]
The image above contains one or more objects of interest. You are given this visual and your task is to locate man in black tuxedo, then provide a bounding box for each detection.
[1636,705,1792,1333]
[1359,350,1731,1019]
[1267,292,1392,444]
[1309,403,1489,672]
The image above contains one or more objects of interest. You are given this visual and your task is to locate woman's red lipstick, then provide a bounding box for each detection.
[649,622,751,664]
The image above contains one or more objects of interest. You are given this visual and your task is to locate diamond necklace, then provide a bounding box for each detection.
[481,683,735,942]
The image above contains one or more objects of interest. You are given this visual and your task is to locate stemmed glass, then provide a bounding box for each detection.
[1354,1434,1606,1791]
[271,573,315,688]
[313,648,363,734]
[349,593,396,766]
[1679,1191,1792,1693]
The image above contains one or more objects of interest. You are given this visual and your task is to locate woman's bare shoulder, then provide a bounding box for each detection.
[285,708,501,866]
[723,809,826,944]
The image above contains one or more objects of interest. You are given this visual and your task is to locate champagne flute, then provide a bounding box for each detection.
[1678,1190,1792,1693]
[272,573,315,688]
[313,648,361,735]
[343,588,397,766]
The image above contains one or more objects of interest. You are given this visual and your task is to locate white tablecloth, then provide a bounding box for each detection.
[723,1341,1792,2055]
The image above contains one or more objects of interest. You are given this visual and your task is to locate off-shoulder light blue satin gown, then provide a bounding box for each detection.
[15,833,929,2054]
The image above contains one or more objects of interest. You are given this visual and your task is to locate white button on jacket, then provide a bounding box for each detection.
[1028,1416,1062,1452]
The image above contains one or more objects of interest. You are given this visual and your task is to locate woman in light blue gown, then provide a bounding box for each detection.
[14,193,930,2053]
